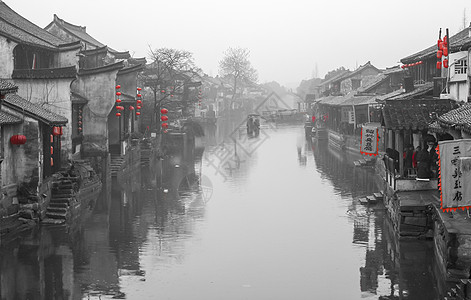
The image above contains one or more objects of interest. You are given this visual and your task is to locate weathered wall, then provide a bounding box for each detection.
[56,48,80,69]
[449,81,468,102]
[73,69,119,154]
[0,36,16,78]
[14,78,74,159]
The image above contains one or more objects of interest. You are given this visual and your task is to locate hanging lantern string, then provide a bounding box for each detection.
[401,61,423,69]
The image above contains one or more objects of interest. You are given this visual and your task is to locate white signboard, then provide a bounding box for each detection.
[348,110,355,124]
[360,124,378,156]
[438,139,471,210]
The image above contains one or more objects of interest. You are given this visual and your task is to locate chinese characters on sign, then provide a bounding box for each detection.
[438,139,471,211]
[360,124,378,156]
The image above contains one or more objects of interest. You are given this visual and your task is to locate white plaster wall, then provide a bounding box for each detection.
[56,49,80,69]
[0,36,16,78]
[14,78,74,158]
[449,81,468,102]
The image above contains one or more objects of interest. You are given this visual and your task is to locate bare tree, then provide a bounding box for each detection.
[141,47,201,130]
[218,47,258,101]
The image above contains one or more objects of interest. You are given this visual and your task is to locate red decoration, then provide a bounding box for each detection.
[137,100,142,104]
[53,126,62,136]
[137,94,142,98]
[50,146,53,155]
[116,85,121,89]
[116,92,122,96]
[161,115,168,121]
[10,135,26,145]
[116,99,122,103]
[161,123,169,128]
[438,39,443,50]
[312,116,316,122]
[78,127,82,131]
[137,106,141,109]
[443,47,448,57]
[437,61,442,69]
[161,108,168,114]
[50,135,53,143]
[116,112,121,117]
[116,106,124,110]
[51,157,53,166]
[443,59,449,68]
[129,106,135,110]
[137,87,142,91]
[78,121,82,125]
[170,94,174,98]
[160,90,165,93]
[136,112,141,116]
[164,130,168,133]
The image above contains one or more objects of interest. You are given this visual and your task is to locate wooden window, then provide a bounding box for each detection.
[455,59,467,75]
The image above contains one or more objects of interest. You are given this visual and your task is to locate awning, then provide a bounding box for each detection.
[382,99,458,130]
[4,94,68,125]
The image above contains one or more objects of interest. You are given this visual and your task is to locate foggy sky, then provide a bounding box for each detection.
[6,0,471,88]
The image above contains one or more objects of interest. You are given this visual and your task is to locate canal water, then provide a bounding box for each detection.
[0,123,445,299]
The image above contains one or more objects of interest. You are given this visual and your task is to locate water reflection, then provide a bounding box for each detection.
[310,140,442,299]
[0,124,450,299]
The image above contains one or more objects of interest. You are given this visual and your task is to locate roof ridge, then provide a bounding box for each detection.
[53,14,86,32]
[0,2,67,48]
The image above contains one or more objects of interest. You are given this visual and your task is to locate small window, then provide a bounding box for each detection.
[455,59,467,75]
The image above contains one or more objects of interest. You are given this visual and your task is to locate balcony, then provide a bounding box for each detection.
[12,66,77,79]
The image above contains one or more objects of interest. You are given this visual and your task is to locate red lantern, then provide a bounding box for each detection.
[401,65,405,69]
[161,108,168,114]
[137,87,142,91]
[50,135,53,143]
[51,157,53,166]
[116,99,122,103]
[129,106,135,110]
[78,121,82,125]
[136,112,141,116]
[116,106,124,110]
[10,135,26,145]
[443,59,449,68]
[116,92,122,96]
[137,100,142,104]
[116,85,121,89]
[443,47,448,57]
[160,90,165,94]
[50,146,53,155]
[312,116,316,123]
[164,130,168,133]
[53,126,62,136]
[137,106,142,109]
[437,61,442,69]
[161,123,169,128]
[161,115,168,121]
[116,112,121,117]
[137,94,142,98]
[170,94,174,98]
[438,39,443,50]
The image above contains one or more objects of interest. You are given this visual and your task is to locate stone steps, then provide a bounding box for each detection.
[42,177,75,225]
